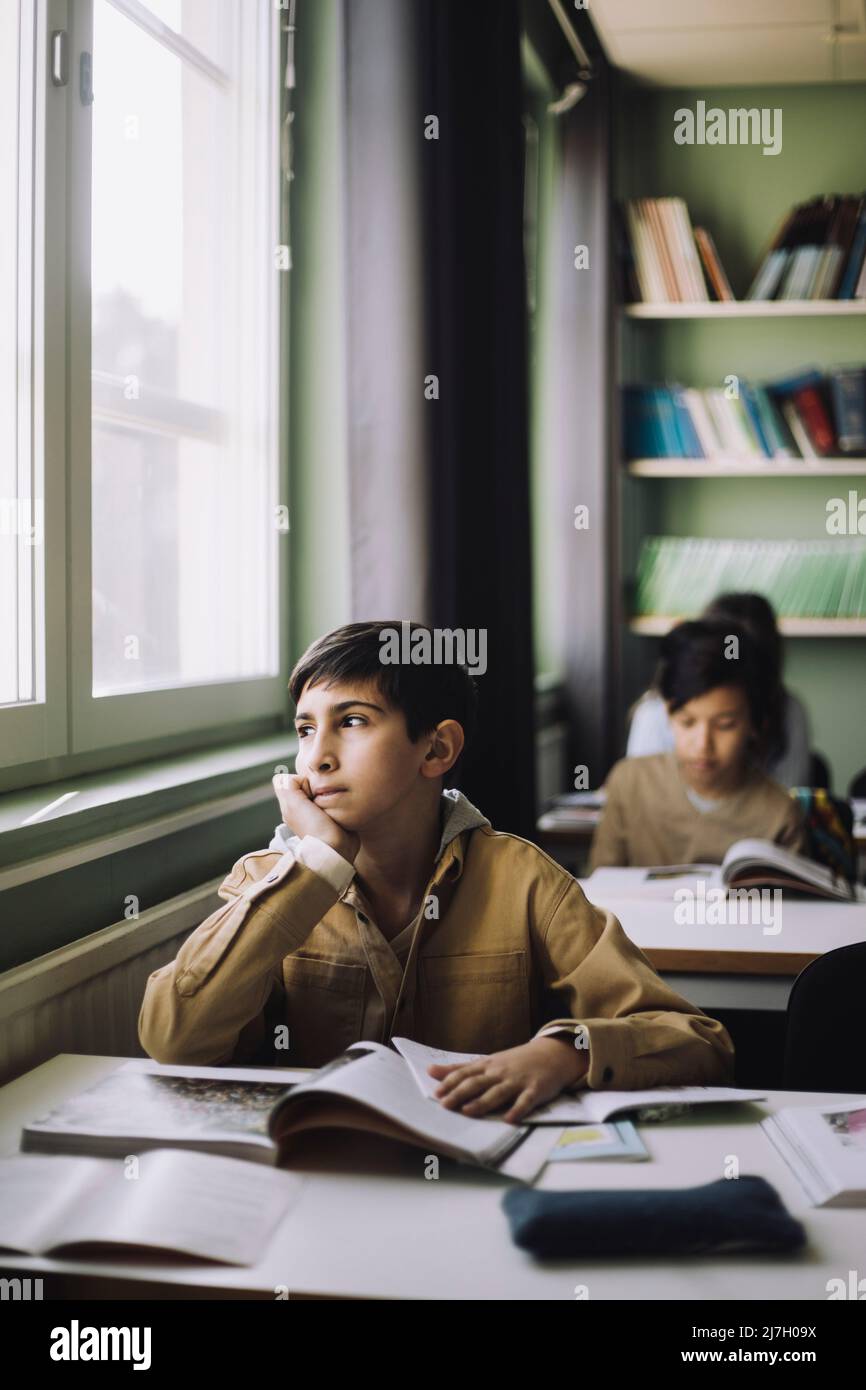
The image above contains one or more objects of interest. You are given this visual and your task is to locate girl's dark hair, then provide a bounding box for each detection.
[655,618,776,760]
[289,622,478,777]
[702,592,786,764]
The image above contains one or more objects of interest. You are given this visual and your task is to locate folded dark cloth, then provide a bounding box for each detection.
[502,1176,806,1257]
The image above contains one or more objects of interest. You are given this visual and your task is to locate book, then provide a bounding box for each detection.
[829,367,866,453]
[265,1042,560,1180]
[623,368,865,463]
[622,197,718,303]
[0,1148,302,1265]
[588,839,866,902]
[791,382,836,455]
[545,1122,649,1162]
[21,1062,300,1166]
[746,194,866,300]
[693,226,734,301]
[551,789,607,809]
[391,1037,766,1123]
[634,535,866,619]
[21,1052,551,1183]
[762,1103,866,1207]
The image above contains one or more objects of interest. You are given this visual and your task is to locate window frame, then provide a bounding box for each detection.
[1,0,290,784]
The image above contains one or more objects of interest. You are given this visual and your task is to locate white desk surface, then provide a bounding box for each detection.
[2,1054,865,1301]
[579,880,866,976]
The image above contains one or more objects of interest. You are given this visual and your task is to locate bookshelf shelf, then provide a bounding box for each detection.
[629,616,866,638]
[627,458,866,478]
[623,301,866,320]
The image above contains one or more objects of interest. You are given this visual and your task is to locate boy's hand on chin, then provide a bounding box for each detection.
[272,773,360,864]
[428,1037,589,1124]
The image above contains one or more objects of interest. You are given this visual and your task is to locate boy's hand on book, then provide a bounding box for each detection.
[272,773,360,864]
[429,1037,589,1124]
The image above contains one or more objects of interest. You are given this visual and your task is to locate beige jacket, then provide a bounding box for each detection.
[590,753,807,872]
[139,790,735,1089]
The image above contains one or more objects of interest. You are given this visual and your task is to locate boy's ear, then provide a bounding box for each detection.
[420,720,465,778]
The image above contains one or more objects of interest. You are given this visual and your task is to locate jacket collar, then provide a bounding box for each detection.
[432,787,491,881]
[341,788,490,910]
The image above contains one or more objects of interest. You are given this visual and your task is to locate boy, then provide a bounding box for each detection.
[139,621,735,1122]
[590,619,807,871]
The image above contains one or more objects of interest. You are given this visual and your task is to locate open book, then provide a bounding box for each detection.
[266,1043,549,1182]
[0,1149,301,1265]
[21,1052,550,1184]
[589,838,866,902]
[21,1062,296,1166]
[391,1037,765,1123]
[762,1102,866,1207]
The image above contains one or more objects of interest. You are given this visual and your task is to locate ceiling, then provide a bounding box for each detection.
[586,0,866,86]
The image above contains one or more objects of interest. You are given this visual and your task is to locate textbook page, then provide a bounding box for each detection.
[392,1037,596,1124]
[0,1150,303,1265]
[283,1043,525,1165]
[392,1038,766,1124]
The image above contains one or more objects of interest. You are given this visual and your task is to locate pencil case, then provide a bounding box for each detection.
[502,1175,807,1257]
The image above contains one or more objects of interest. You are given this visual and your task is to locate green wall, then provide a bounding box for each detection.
[615,80,866,790]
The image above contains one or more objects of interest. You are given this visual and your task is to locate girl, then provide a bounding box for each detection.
[626,592,811,788]
[590,618,806,869]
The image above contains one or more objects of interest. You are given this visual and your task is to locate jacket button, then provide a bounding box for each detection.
[602,1066,613,1083]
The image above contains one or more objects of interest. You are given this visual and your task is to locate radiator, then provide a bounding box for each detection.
[0,879,222,1087]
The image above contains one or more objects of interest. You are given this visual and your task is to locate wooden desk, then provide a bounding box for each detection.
[2,1053,866,1300]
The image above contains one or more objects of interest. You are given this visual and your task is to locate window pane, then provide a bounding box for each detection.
[0,0,39,709]
[135,0,236,71]
[91,0,278,697]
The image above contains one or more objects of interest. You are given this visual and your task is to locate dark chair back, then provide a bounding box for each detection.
[783,942,866,1092]
[849,767,866,799]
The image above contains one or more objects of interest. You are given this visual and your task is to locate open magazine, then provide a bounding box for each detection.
[588,838,866,902]
[0,1148,301,1265]
[21,1052,550,1184]
[762,1102,866,1207]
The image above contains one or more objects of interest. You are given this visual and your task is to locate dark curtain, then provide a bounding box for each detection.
[415,0,537,839]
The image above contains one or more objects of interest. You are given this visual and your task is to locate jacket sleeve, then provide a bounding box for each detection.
[531,876,736,1090]
[587,762,630,871]
[138,842,346,1066]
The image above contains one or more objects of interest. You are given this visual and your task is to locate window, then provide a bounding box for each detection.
[1,1,40,711]
[1,0,287,776]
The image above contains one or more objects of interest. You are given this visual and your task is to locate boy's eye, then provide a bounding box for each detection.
[295,714,367,737]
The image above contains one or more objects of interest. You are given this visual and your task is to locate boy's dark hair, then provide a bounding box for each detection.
[655,618,775,753]
[289,621,478,778]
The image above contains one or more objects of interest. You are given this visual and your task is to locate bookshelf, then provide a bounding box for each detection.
[613,78,866,789]
[627,458,866,478]
[630,617,866,639]
[624,301,866,319]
